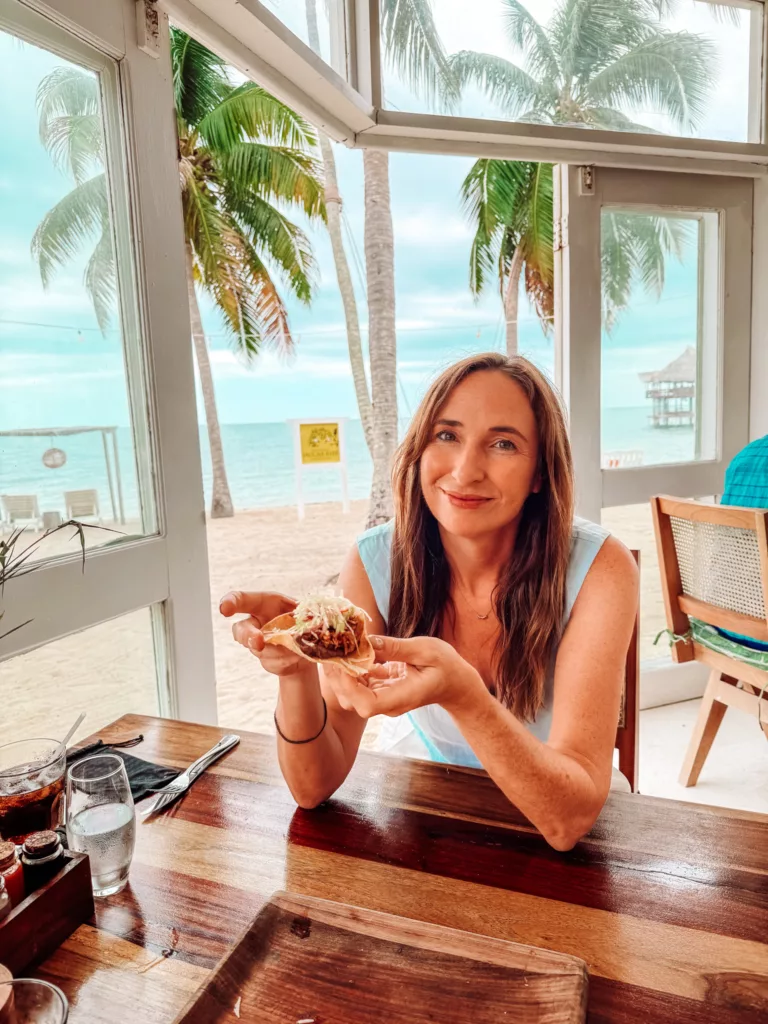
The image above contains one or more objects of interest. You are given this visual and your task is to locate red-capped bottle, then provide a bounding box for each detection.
[0,841,25,907]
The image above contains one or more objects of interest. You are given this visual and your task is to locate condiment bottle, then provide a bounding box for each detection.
[0,842,24,908]
[21,831,64,890]
[0,877,11,922]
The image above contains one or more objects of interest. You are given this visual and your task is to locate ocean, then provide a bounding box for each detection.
[0,410,695,521]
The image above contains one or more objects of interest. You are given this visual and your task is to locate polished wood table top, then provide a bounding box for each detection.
[35,715,768,1023]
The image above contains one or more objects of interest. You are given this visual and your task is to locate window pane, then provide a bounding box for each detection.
[382,0,761,144]
[0,27,155,562]
[601,209,718,469]
[265,0,347,76]
[1,607,161,746]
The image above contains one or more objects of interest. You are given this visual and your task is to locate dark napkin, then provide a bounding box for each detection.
[65,736,180,803]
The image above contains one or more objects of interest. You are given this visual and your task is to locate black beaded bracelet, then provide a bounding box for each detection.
[274,698,328,744]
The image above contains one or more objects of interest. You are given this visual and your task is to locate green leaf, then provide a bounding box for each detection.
[450,51,550,118]
[229,192,317,305]
[36,66,103,184]
[501,0,560,83]
[219,143,326,220]
[381,0,457,106]
[586,30,716,131]
[84,225,117,333]
[30,173,108,288]
[170,28,231,128]
[198,82,318,152]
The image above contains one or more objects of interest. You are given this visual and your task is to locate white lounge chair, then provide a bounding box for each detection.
[1,494,43,530]
[64,489,102,525]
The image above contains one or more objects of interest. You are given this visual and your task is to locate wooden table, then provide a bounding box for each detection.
[35,715,768,1023]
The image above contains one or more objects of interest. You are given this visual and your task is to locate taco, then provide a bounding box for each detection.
[262,594,374,677]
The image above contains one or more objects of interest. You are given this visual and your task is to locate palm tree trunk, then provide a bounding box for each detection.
[305,0,373,455]
[186,244,234,519]
[504,246,525,356]
[363,148,398,528]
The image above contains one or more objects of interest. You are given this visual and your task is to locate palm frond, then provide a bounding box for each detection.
[84,225,117,332]
[31,173,108,287]
[36,66,103,183]
[230,193,317,304]
[501,0,560,82]
[601,212,635,329]
[586,30,716,131]
[219,143,326,220]
[229,229,295,356]
[449,51,549,118]
[198,82,318,152]
[601,211,693,328]
[461,157,553,334]
[170,28,231,129]
[552,0,649,85]
[521,162,554,290]
[183,171,236,287]
[381,0,457,107]
[461,159,531,295]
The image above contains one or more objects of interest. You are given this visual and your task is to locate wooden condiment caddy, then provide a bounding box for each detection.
[0,851,94,977]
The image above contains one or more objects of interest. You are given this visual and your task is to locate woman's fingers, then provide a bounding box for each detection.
[365,662,407,682]
[324,666,378,718]
[369,634,443,666]
[219,590,296,626]
[231,618,264,651]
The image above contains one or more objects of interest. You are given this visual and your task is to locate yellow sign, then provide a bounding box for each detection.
[299,422,340,464]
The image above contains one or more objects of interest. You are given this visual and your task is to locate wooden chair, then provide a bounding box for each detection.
[651,496,768,787]
[64,489,102,524]
[1,494,42,530]
[615,549,640,793]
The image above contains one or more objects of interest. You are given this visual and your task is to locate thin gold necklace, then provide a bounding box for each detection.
[454,576,493,620]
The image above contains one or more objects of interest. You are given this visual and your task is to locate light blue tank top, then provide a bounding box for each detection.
[357,517,609,768]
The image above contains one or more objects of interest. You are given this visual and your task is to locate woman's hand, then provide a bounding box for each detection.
[219,590,311,679]
[324,635,487,720]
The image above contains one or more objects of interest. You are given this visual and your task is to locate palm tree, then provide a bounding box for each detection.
[455,0,713,352]
[304,0,373,454]
[365,0,456,526]
[32,32,325,518]
[303,0,454,527]
[462,159,554,352]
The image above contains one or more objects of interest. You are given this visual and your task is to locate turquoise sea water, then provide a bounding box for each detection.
[0,410,695,520]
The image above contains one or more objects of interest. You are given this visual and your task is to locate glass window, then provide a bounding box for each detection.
[381,0,762,144]
[600,209,719,470]
[0,26,155,561]
[265,0,347,75]
[0,607,162,746]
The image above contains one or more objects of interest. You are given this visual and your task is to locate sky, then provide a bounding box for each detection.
[0,0,756,433]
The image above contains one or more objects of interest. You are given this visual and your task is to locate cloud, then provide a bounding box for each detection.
[394,211,473,246]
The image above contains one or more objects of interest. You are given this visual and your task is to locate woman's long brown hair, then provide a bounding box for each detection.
[388,353,574,721]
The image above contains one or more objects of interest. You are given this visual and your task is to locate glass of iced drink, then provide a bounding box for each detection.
[0,979,69,1023]
[0,739,66,844]
[66,754,135,898]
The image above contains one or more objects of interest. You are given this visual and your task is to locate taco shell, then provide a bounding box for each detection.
[262,610,375,677]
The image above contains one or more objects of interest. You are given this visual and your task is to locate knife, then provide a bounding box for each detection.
[141,733,240,817]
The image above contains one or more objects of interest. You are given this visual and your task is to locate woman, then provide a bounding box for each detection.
[220,354,638,851]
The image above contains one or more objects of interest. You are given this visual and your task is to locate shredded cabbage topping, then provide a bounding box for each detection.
[292,593,369,636]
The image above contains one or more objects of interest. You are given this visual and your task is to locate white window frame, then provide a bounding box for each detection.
[554,165,753,523]
[0,0,216,724]
[164,0,768,176]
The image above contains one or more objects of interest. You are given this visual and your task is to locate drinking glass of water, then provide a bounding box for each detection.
[66,754,136,898]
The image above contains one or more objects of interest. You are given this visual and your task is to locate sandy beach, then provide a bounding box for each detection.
[2,500,666,748]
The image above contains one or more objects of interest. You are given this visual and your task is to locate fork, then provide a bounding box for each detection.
[142,733,240,817]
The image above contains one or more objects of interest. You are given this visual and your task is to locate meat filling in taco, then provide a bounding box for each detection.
[291,595,368,661]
